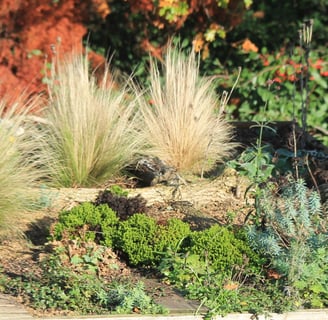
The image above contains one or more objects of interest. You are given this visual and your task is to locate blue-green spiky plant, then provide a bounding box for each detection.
[247,178,326,307]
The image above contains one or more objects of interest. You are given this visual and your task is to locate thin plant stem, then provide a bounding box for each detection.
[298,19,313,146]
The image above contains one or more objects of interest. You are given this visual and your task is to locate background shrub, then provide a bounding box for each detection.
[221,48,328,145]
[86,0,252,83]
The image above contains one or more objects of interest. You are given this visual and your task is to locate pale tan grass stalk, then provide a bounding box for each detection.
[0,97,45,231]
[138,46,236,173]
[41,53,141,187]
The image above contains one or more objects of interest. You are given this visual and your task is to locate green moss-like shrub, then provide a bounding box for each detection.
[190,224,256,272]
[52,202,119,246]
[115,215,191,267]
[114,214,158,266]
[51,202,258,277]
[156,218,191,253]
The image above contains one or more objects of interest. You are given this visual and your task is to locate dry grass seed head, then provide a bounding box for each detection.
[41,52,142,187]
[0,96,45,234]
[140,46,236,173]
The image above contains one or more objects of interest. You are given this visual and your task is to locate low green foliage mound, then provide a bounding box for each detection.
[53,200,192,267]
[117,215,192,267]
[51,201,257,273]
[52,202,119,246]
[115,213,158,266]
[157,224,267,317]
[156,218,191,253]
[190,225,254,272]
[158,225,262,284]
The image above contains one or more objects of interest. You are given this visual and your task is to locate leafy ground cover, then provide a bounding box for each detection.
[0,173,250,317]
[0,123,327,318]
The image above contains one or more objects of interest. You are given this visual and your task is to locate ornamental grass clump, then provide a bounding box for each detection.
[0,97,44,232]
[138,46,236,174]
[40,52,141,187]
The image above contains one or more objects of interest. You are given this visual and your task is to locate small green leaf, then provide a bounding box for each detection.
[310,283,325,294]
[70,255,83,265]
[311,69,327,89]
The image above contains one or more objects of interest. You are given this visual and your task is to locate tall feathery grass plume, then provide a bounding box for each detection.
[138,46,236,174]
[0,96,45,234]
[39,52,142,187]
